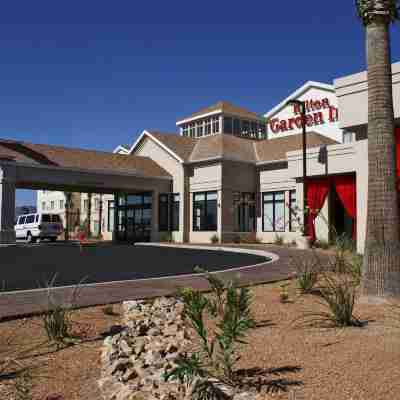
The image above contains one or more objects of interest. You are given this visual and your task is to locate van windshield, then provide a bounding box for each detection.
[42,214,61,223]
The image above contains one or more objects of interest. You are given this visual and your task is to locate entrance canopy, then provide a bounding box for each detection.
[0,138,172,243]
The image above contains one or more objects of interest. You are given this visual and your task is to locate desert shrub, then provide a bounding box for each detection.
[274,234,284,246]
[291,253,321,294]
[210,234,219,244]
[314,239,330,250]
[166,269,256,397]
[298,273,362,328]
[41,275,85,347]
[232,234,241,244]
[346,253,363,286]
[279,283,290,303]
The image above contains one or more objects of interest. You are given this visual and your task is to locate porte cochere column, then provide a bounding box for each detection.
[0,161,16,244]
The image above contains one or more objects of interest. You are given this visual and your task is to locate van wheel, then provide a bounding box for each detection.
[27,232,35,243]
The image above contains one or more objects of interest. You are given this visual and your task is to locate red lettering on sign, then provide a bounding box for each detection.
[329,106,339,122]
[305,115,313,127]
[270,119,280,133]
[280,120,288,131]
[288,118,296,130]
[321,98,330,109]
[313,112,324,125]
[272,97,336,134]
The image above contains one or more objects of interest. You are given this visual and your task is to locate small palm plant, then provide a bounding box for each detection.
[166,270,256,399]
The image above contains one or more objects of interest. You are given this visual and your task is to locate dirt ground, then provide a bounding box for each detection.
[1,281,400,400]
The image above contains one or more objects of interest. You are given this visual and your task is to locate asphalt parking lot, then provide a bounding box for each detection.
[0,242,268,292]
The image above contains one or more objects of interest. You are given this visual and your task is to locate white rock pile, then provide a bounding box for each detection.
[98,297,258,400]
[98,297,190,400]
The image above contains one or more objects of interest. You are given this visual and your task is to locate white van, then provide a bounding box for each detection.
[14,213,63,243]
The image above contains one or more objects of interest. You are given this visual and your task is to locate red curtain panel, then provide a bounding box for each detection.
[333,175,357,239]
[306,178,330,242]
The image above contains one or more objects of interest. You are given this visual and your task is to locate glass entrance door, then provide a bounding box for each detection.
[115,193,152,242]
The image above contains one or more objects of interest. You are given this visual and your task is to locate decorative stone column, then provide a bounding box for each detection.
[0,161,17,244]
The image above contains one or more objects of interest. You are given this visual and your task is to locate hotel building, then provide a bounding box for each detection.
[15,61,399,252]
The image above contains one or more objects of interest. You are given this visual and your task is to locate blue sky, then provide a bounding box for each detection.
[7,1,400,205]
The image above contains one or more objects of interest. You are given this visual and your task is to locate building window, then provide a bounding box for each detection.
[343,131,355,143]
[289,190,296,232]
[171,194,180,231]
[262,192,285,232]
[205,119,211,135]
[241,120,249,136]
[182,124,188,137]
[159,194,169,231]
[50,201,54,210]
[83,199,88,212]
[193,191,218,231]
[223,117,233,134]
[95,198,100,211]
[108,200,115,232]
[212,116,220,134]
[42,201,46,210]
[258,122,267,139]
[233,119,240,135]
[189,123,196,138]
[196,121,204,138]
[59,200,64,210]
[158,193,180,231]
[234,192,255,232]
[250,121,257,138]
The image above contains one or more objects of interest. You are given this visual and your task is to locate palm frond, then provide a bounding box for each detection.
[356,0,399,25]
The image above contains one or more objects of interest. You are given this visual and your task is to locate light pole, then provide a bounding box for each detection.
[286,99,308,236]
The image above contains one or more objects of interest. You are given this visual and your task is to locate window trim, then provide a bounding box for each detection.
[107,200,115,232]
[262,191,285,232]
[170,193,180,232]
[192,190,218,232]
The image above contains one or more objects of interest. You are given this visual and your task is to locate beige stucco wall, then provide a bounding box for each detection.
[334,61,400,130]
[189,162,222,243]
[134,137,184,242]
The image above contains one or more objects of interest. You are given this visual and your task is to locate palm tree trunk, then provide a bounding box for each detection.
[362,14,400,298]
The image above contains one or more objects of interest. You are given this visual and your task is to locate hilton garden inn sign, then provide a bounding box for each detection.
[264,81,343,143]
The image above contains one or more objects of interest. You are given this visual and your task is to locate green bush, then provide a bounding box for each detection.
[166,268,256,397]
[210,234,219,244]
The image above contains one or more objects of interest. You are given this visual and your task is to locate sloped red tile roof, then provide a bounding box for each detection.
[0,139,171,178]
